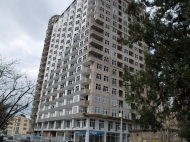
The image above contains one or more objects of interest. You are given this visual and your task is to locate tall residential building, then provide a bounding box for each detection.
[33,0,144,141]
[7,114,31,135]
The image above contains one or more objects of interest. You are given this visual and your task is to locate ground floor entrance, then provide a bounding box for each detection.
[55,130,130,142]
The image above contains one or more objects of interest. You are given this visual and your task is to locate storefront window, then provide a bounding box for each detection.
[89,130,104,142]
[57,132,64,142]
[75,130,86,142]
[106,133,119,142]
[65,131,74,142]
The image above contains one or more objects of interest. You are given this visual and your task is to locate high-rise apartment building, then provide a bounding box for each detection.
[32,0,144,141]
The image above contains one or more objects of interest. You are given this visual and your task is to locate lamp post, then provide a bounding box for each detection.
[119,105,123,142]
[107,92,123,142]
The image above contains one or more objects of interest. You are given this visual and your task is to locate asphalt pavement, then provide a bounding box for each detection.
[5,140,20,142]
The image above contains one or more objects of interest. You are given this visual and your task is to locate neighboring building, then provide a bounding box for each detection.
[130,130,185,142]
[7,114,31,135]
[33,0,145,141]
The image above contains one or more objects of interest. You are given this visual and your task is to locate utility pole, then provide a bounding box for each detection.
[119,104,123,142]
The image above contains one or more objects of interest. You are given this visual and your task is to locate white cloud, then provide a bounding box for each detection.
[0,0,72,81]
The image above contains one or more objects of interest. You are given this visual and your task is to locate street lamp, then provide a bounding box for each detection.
[107,92,123,142]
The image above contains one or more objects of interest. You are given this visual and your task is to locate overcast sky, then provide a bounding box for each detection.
[0,0,72,81]
[0,1,73,117]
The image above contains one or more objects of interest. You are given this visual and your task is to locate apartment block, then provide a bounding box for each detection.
[7,114,31,135]
[33,0,145,141]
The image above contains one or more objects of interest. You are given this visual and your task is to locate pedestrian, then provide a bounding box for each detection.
[0,134,4,142]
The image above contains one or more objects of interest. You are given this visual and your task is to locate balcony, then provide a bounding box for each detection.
[88,52,103,62]
[42,50,48,57]
[89,38,103,48]
[88,46,103,55]
[90,20,104,31]
[88,0,94,5]
[90,29,103,39]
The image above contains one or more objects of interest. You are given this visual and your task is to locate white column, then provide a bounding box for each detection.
[104,132,106,142]
[54,121,56,129]
[72,119,75,128]
[85,118,90,142]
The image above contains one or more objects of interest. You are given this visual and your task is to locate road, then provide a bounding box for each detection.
[5,140,20,142]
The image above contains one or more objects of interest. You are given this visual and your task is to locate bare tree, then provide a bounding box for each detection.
[0,56,35,129]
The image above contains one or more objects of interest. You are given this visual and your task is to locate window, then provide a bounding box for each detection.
[100,14,104,19]
[106,10,110,15]
[116,122,120,130]
[112,98,117,106]
[124,49,128,54]
[125,103,130,109]
[112,51,117,57]
[66,121,70,128]
[108,121,113,130]
[95,95,101,102]
[82,119,86,128]
[112,78,117,85]
[103,97,108,103]
[104,57,109,62]
[125,112,130,119]
[105,40,109,45]
[100,7,104,12]
[96,84,101,90]
[105,48,109,54]
[123,20,127,26]
[106,4,110,8]
[96,73,101,80]
[113,21,117,26]
[105,24,110,29]
[135,62,138,66]
[113,2,117,6]
[73,106,78,114]
[104,76,108,82]
[76,20,80,24]
[112,43,116,48]
[113,28,117,33]
[90,119,95,129]
[104,66,109,72]
[112,60,116,66]
[83,54,87,60]
[124,57,128,62]
[112,88,117,95]
[112,69,117,75]
[77,66,81,72]
[103,109,108,115]
[112,110,117,117]
[99,120,104,129]
[105,32,109,37]
[113,14,117,20]
[73,96,79,102]
[112,36,117,41]
[106,17,110,22]
[97,63,102,69]
[135,54,138,59]
[103,86,108,92]
[95,106,100,114]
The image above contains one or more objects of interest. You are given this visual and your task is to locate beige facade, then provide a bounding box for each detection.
[7,114,31,135]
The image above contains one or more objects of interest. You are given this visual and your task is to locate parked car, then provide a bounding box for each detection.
[21,135,41,142]
[3,136,8,142]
